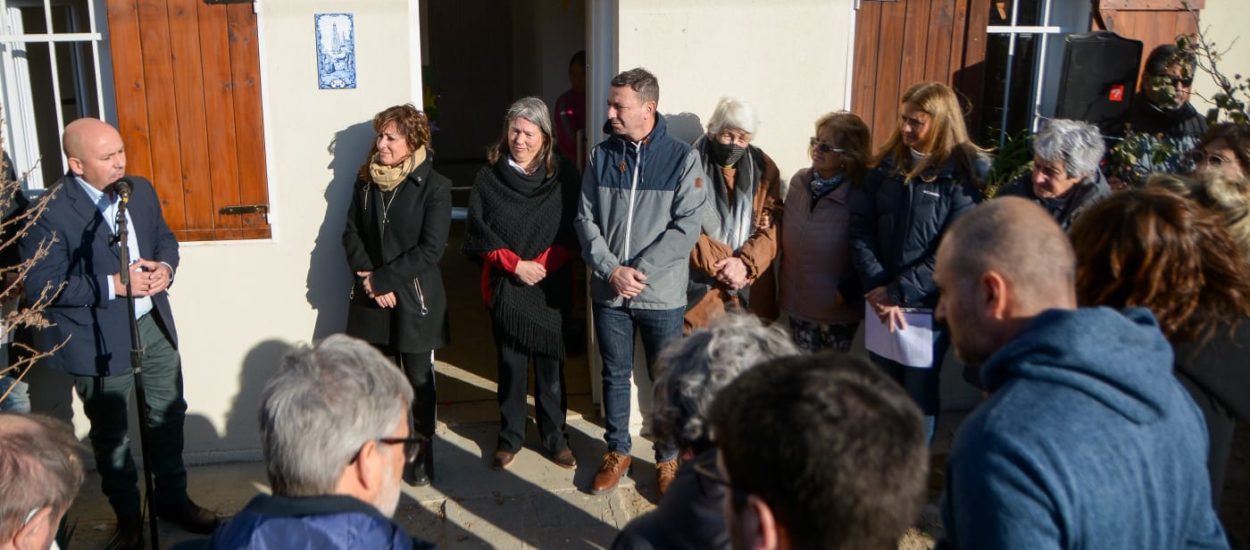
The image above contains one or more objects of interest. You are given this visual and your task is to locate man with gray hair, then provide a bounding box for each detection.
[200,335,435,549]
[997,118,1110,230]
[576,67,707,495]
[0,413,84,550]
[611,314,798,549]
[934,198,1226,548]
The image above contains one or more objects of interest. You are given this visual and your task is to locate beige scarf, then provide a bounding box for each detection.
[369,146,426,191]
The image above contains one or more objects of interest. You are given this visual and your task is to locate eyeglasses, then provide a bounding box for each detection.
[352,434,426,465]
[1193,151,1229,167]
[1152,74,1194,88]
[809,137,845,154]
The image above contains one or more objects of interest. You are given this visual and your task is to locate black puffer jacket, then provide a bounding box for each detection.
[849,152,984,308]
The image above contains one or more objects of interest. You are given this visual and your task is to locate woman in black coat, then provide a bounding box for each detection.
[343,103,451,486]
[849,82,985,443]
[463,97,580,471]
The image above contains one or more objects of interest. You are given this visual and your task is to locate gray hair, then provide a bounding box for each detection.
[651,314,799,451]
[487,96,556,172]
[1033,119,1105,180]
[707,97,760,136]
[610,67,660,105]
[259,334,413,497]
[0,413,84,540]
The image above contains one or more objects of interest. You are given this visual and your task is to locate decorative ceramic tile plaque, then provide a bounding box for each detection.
[315,13,356,90]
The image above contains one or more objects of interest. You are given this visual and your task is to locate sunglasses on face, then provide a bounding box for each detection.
[809,138,846,154]
[1153,74,1194,88]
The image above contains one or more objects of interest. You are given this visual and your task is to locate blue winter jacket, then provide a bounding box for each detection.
[196,494,436,549]
[575,114,707,309]
[940,307,1228,549]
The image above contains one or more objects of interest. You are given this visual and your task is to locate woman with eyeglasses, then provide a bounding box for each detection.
[684,97,783,332]
[849,82,986,442]
[1194,122,1250,181]
[777,112,871,352]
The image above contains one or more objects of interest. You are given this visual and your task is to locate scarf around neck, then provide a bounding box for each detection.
[369,146,426,191]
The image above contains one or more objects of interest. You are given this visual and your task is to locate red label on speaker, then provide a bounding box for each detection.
[1109,84,1125,102]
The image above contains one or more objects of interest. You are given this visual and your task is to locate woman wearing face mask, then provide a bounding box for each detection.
[343,103,451,487]
[849,82,987,442]
[684,97,783,332]
[463,97,581,472]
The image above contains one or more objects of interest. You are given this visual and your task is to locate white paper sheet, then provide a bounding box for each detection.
[864,303,935,368]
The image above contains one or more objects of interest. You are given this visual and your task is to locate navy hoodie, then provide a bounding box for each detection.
[941,307,1227,549]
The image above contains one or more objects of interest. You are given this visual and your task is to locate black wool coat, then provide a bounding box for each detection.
[342,156,451,353]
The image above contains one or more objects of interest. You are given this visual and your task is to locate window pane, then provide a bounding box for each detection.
[12,41,67,186]
[989,0,1044,26]
[979,34,1041,145]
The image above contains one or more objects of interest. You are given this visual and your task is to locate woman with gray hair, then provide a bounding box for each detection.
[998,118,1111,230]
[611,314,798,550]
[464,97,581,472]
[685,97,783,331]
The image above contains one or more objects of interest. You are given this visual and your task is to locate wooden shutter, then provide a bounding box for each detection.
[106,0,270,241]
[852,0,992,149]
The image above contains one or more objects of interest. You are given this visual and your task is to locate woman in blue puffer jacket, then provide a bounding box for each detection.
[849,81,987,442]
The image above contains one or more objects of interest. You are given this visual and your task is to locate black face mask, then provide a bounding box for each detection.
[710,140,747,167]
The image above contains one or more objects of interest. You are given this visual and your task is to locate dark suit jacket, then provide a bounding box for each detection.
[20,174,180,376]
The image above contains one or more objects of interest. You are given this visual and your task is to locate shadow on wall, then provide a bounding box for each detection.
[664,112,704,145]
[307,121,376,341]
[214,339,296,459]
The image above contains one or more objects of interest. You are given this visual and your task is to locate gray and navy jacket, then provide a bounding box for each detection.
[575,114,708,310]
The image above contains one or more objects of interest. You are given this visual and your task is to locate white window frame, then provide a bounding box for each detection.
[986,0,1089,146]
[0,0,108,190]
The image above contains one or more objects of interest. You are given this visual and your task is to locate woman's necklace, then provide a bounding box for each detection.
[379,188,400,225]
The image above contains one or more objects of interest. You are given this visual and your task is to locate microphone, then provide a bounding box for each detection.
[113,178,132,203]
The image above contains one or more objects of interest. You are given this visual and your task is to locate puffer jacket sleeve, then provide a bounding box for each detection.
[888,179,980,306]
[849,167,890,291]
[632,148,708,275]
[575,152,624,280]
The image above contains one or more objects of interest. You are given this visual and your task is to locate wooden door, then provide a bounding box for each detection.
[106,0,270,241]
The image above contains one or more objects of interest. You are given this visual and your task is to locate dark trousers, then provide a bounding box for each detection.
[593,304,681,461]
[374,345,437,481]
[493,327,569,454]
[73,314,187,519]
[868,326,949,444]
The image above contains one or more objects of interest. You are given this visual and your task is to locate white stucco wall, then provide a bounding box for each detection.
[1191,0,1250,120]
[615,0,856,180]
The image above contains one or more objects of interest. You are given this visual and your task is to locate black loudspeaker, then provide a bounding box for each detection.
[1054,31,1143,131]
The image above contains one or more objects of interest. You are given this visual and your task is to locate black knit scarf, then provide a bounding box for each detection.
[463,159,575,357]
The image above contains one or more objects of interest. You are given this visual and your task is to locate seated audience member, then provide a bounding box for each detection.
[779,112,870,353]
[0,413,85,550]
[611,314,799,550]
[934,197,1228,548]
[1193,122,1250,181]
[1071,187,1250,513]
[200,335,435,549]
[709,353,928,550]
[997,119,1109,230]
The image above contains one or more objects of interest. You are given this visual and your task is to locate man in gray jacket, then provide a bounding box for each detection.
[576,67,706,496]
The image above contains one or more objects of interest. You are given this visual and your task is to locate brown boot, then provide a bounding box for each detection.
[656,458,679,499]
[591,451,631,494]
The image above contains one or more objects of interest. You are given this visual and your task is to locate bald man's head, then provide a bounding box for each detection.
[934,198,1077,366]
[63,118,126,190]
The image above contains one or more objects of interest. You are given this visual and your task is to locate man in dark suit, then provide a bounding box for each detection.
[20,118,217,549]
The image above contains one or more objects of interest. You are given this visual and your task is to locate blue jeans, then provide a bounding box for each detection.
[869,325,949,444]
[0,374,29,413]
[594,304,682,461]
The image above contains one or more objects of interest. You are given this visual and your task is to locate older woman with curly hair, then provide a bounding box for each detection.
[343,103,452,486]
[997,119,1110,231]
[1194,122,1250,181]
[611,314,798,550]
[1071,187,1250,507]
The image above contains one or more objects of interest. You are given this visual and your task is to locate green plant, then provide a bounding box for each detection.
[982,130,1033,198]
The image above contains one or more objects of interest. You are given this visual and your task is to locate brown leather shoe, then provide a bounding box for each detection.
[591,451,631,494]
[107,515,143,550]
[492,449,516,470]
[551,448,577,469]
[157,499,220,534]
[656,458,679,498]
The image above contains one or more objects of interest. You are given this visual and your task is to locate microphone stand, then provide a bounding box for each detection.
[115,185,160,549]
